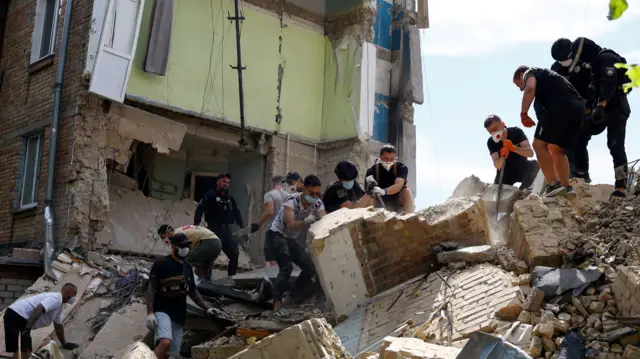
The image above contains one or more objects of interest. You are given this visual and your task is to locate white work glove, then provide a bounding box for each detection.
[372,187,386,196]
[207,307,226,317]
[146,314,157,331]
[304,214,319,225]
[365,175,377,186]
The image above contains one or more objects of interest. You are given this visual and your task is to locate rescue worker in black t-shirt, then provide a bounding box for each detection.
[551,37,632,198]
[483,115,539,190]
[513,65,585,199]
[364,144,415,213]
[194,173,244,277]
[322,160,375,213]
[145,233,223,359]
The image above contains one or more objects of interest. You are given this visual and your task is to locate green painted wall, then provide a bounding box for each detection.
[127,0,325,140]
[321,37,361,140]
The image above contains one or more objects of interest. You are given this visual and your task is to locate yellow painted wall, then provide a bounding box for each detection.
[127,0,325,140]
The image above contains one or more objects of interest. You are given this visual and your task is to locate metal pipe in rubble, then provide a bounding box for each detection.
[229,0,247,148]
[44,0,74,276]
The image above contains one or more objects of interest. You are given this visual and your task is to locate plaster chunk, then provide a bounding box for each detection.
[379,337,461,359]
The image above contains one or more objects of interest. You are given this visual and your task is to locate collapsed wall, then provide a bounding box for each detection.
[308,196,490,318]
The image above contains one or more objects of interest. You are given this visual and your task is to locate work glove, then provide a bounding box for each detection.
[304,214,319,225]
[591,104,608,125]
[502,140,516,152]
[206,307,226,317]
[250,223,260,233]
[62,342,79,350]
[146,314,157,331]
[365,175,377,186]
[500,148,510,158]
[520,113,536,128]
[372,187,386,196]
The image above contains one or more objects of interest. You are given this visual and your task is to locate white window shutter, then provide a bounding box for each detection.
[89,0,145,103]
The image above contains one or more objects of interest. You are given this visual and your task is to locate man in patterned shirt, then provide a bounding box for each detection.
[267,175,326,310]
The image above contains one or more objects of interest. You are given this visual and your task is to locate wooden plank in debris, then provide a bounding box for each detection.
[236,328,274,339]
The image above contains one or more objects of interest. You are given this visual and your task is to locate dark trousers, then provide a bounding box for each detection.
[266,230,315,302]
[210,224,239,277]
[572,95,630,188]
[3,308,32,353]
[493,160,539,190]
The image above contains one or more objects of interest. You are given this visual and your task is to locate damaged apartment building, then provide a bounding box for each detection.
[0,0,428,283]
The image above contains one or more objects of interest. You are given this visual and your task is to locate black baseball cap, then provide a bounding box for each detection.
[286,172,301,181]
[169,233,191,248]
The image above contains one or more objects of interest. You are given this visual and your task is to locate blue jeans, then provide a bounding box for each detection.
[153,312,184,356]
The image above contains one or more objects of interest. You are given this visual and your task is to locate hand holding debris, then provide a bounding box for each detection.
[372,186,386,196]
[365,175,378,186]
[206,307,226,317]
[250,223,260,233]
[304,214,319,226]
[62,342,79,350]
[146,314,157,331]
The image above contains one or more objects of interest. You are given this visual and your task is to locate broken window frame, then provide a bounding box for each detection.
[29,0,60,64]
[18,134,43,210]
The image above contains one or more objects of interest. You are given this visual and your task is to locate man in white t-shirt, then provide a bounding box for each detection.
[3,283,79,359]
[266,175,326,310]
[250,175,287,266]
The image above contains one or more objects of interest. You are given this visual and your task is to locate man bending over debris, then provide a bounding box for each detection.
[250,175,288,266]
[194,173,244,277]
[365,144,415,213]
[146,233,222,359]
[322,160,375,213]
[3,283,79,359]
[513,65,585,199]
[484,114,539,190]
[158,224,222,282]
[267,174,326,310]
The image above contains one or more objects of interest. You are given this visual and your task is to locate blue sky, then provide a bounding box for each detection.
[413,0,640,209]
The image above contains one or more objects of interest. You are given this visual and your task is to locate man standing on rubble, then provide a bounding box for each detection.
[513,65,585,199]
[322,160,375,213]
[551,37,632,198]
[194,173,244,277]
[484,114,538,190]
[146,233,222,359]
[365,144,415,213]
[157,224,222,282]
[3,283,79,359]
[266,175,326,310]
[250,175,287,266]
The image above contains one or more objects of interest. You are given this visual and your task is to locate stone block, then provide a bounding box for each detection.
[437,245,496,264]
[112,342,155,359]
[310,197,490,318]
[379,337,461,359]
[509,196,581,268]
[228,318,349,359]
[623,345,640,359]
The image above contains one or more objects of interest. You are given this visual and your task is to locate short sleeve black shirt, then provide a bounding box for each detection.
[149,255,195,326]
[365,162,409,190]
[524,67,583,117]
[322,181,366,213]
[487,127,529,181]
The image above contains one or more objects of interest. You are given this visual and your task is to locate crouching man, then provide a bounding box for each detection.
[266,175,326,310]
[3,284,79,359]
[323,160,374,213]
[146,233,223,359]
[157,224,222,282]
[365,144,415,213]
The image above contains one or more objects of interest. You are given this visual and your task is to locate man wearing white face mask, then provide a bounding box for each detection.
[365,144,415,213]
[322,160,374,213]
[484,115,538,190]
[146,233,222,359]
[4,283,79,359]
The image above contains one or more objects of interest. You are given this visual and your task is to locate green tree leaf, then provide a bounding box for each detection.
[614,63,640,92]
[608,0,629,20]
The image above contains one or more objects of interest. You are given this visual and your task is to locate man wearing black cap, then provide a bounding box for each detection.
[146,233,222,359]
[365,144,415,213]
[550,37,632,198]
[194,173,244,276]
[322,160,375,213]
[157,224,222,282]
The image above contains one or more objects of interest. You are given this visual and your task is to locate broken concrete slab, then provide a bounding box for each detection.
[379,337,461,358]
[335,265,522,354]
[192,336,248,359]
[78,303,148,359]
[112,341,156,359]
[569,179,615,215]
[613,266,640,317]
[509,195,581,268]
[451,175,487,198]
[227,318,350,358]
[436,245,496,264]
[310,197,490,318]
[482,184,522,215]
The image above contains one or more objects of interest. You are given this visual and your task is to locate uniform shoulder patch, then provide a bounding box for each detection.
[605,67,615,76]
[337,189,347,198]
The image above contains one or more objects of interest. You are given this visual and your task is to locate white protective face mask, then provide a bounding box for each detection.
[178,247,189,258]
[381,161,395,171]
[491,128,505,143]
[559,59,572,67]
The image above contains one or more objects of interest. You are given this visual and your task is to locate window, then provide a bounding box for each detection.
[18,134,43,210]
[30,0,59,64]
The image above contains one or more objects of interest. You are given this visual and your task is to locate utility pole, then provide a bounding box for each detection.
[228,0,247,148]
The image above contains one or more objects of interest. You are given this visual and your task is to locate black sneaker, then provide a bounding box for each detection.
[544,182,566,197]
[564,185,577,200]
[610,189,626,200]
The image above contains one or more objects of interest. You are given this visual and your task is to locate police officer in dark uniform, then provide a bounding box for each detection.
[552,37,632,198]
[322,160,374,213]
[194,173,245,277]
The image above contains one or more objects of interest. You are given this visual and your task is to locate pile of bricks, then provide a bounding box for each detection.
[612,266,640,317]
[0,278,35,310]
